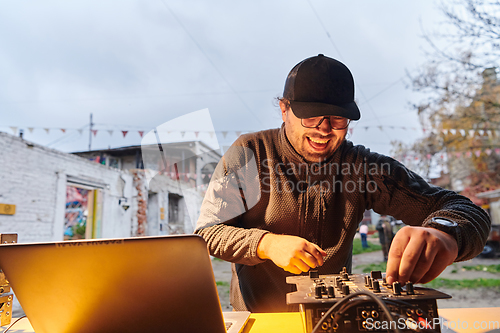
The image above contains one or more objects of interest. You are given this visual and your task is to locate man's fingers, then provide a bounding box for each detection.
[290,257,311,273]
[386,230,410,284]
[416,253,450,284]
[297,251,320,269]
[409,246,437,283]
[397,236,426,283]
[285,265,303,275]
[308,243,327,266]
[417,269,442,284]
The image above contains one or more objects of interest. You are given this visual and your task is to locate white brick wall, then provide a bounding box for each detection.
[0,132,134,243]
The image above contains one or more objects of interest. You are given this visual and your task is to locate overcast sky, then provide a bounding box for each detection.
[0,1,446,156]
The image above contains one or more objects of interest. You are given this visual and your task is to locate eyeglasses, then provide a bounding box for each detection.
[301,116,350,129]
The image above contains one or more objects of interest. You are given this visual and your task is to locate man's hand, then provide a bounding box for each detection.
[386,226,458,285]
[257,234,327,274]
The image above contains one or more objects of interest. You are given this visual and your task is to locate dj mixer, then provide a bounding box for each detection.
[286,268,451,333]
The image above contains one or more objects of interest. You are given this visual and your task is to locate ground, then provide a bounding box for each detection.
[211,243,500,311]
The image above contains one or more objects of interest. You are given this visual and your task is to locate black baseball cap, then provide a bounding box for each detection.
[283,54,360,120]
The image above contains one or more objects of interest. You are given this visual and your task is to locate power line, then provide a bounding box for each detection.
[305,0,393,142]
[158,0,265,128]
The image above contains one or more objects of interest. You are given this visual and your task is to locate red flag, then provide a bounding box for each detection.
[122,131,128,138]
[138,131,144,138]
[92,129,98,137]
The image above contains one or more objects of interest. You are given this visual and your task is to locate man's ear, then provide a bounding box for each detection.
[279,100,287,122]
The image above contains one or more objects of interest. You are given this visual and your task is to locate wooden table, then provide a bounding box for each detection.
[7,308,499,333]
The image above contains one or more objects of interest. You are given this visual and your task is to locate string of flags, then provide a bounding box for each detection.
[4,127,249,139]
[5,125,500,139]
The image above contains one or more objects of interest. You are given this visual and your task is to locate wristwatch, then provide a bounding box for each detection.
[424,217,461,251]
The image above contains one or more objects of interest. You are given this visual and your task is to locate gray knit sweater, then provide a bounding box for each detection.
[195,125,490,313]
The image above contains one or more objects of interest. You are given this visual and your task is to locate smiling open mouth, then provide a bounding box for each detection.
[307,136,330,150]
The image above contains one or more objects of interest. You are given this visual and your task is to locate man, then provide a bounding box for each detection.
[359,221,369,249]
[376,216,394,261]
[195,54,490,313]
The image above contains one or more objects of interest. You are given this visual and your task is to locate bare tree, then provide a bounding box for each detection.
[394,0,500,203]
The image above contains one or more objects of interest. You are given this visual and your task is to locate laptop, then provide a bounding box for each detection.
[0,234,249,333]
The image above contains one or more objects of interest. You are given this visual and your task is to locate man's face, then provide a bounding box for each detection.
[280,101,348,163]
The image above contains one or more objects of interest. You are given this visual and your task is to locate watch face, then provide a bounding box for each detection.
[432,217,457,227]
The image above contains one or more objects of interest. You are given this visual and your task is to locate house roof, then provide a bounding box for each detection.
[476,188,500,199]
[71,141,220,158]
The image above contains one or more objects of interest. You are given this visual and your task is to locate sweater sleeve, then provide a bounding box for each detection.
[358,147,491,262]
[194,143,269,266]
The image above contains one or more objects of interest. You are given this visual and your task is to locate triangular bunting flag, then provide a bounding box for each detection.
[10,127,17,134]
[194,131,199,138]
[44,128,50,134]
[180,131,185,138]
[450,129,456,135]
[92,130,98,137]
[455,152,462,158]
[28,127,34,133]
[495,148,500,155]
[378,126,383,131]
[209,132,214,138]
[426,154,431,159]
[78,129,83,135]
[474,150,481,157]
[466,151,472,158]
[468,129,475,137]
[349,128,353,135]
[222,131,228,138]
[364,126,369,131]
[459,129,466,136]
[107,130,113,136]
[423,128,427,133]
[122,131,128,138]
[478,130,485,136]
[442,129,448,135]
[487,130,493,138]
[60,129,66,133]
[138,131,144,138]
[495,130,500,138]
[485,149,492,156]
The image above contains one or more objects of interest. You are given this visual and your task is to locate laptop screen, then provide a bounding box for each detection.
[0,235,229,333]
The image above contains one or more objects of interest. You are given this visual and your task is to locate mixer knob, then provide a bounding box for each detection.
[406,282,415,295]
[315,285,322,299]
[393,281,401,295]
[327,286,335,298]
[309,270,319,279]
[342,284,350,295]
